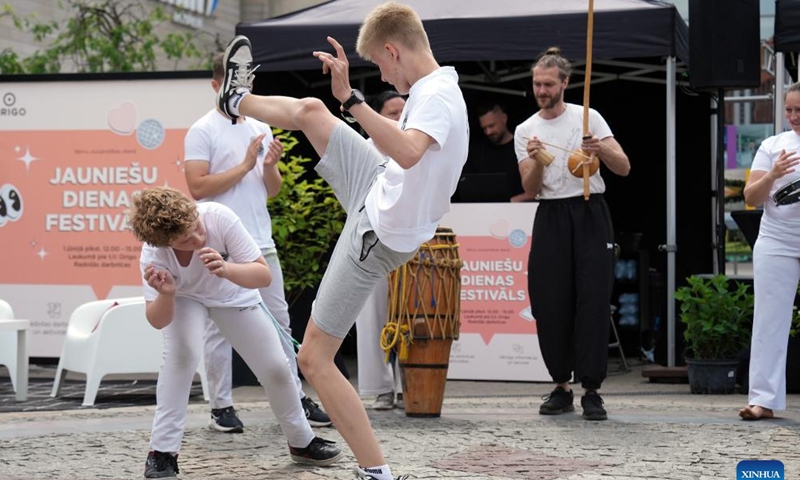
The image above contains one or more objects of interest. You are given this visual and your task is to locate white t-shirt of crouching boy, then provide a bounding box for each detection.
[139,202,263,308]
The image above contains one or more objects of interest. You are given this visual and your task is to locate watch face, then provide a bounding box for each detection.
[346,89,364,108]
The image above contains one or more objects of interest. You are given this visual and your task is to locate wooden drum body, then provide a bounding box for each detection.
[388,227,462,417]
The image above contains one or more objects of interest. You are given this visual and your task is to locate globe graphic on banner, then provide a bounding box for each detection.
[136,119,165,150]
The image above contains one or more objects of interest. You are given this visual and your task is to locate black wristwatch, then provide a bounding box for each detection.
[342,89,365,111]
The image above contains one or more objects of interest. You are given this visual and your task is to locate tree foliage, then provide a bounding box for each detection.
[0,0,216,74]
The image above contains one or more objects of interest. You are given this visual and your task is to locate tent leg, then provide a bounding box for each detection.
[776,52,785,135]
[665,56,677,368]
[715,88,726,276]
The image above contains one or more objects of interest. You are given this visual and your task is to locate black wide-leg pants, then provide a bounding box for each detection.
[528,194,615,390]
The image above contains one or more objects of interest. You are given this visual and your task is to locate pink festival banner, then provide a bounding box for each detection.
[0,76,212,356]
[441,203,549,381]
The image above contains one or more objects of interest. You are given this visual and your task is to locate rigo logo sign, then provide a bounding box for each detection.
[156,0,218,16]
[1,92,27,117]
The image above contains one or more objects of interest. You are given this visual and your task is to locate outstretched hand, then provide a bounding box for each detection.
[312,36,352,104]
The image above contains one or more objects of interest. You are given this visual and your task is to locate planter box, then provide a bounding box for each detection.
[686,358,738,394]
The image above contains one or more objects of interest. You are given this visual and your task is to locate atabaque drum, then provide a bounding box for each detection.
[387,227,462,417]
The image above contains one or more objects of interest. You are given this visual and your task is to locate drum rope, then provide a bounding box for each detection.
[383,264,413,361]
[383,231,463,364]
[411,241,462,342]
[380,320,410,363]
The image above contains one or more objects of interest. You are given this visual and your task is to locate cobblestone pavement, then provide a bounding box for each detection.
[1,366,799,480]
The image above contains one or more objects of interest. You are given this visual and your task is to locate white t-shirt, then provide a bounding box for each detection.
[184,109,275,249]
[750,130,800,243]
[139,202,263,308]
[514,103,613,199]
[365,67,469,252]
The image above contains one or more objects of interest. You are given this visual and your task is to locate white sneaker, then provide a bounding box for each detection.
[372,392,395,410]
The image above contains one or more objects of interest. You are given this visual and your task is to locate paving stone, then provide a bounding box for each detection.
[1,366,799,480]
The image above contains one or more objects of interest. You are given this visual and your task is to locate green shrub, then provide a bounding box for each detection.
[675,274,753,360]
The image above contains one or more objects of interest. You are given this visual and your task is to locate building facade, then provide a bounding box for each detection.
[0,0,327,72]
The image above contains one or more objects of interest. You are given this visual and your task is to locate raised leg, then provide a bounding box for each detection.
[217,34,341,159]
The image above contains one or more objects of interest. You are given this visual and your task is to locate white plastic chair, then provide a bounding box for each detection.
[0,299,29,399]
[51,296,210,406]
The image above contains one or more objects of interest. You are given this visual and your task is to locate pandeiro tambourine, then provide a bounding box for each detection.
[773,178,800,206]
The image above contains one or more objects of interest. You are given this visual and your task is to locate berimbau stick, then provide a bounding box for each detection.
[582,0,595,201]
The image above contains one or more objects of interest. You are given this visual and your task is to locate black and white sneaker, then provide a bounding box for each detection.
[209,406,244,433]
[354,467,412,479]
[302,396,332,427]
[218,35,258,122]
[289,436,345,467]
[144,451,179,478]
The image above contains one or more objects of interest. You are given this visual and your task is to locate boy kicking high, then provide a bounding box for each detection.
[215,2,468,479]
[128,187,343,478]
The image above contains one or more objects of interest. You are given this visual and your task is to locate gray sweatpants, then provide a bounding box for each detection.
[311,122,415,338]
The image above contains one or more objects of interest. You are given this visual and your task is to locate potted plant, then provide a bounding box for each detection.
[674,274,754,394]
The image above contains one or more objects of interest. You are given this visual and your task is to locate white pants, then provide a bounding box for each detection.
[748,235,800,411]
[356,277,402,396]
[204,249,304,409]
[150,297,314,453]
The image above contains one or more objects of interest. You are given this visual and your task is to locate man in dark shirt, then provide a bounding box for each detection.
[459,102,536,202]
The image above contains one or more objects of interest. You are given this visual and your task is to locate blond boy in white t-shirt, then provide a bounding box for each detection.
[211,4,469,480]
